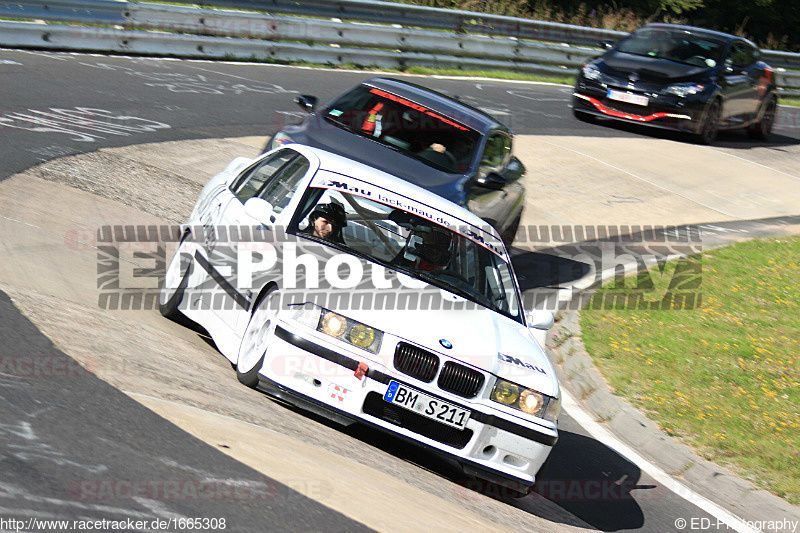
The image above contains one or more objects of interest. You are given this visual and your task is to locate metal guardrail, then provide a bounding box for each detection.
[0,0,127,24]
[200,0,629,47]
[0,0,798,95]
[0,19,578,76]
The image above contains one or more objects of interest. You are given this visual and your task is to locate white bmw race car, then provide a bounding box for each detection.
[159,143,560,493]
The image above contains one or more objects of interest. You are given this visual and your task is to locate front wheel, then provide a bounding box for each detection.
[236,287,279,388]
[695,100,721,145]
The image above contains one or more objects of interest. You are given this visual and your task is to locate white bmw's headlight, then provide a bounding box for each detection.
[490,378,560,422]
[270,132,295,149]
[581,63,602,81]
[289,304,383,354]
[664,83,705,97]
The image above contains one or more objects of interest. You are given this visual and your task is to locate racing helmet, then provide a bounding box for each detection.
[310,201,347,227]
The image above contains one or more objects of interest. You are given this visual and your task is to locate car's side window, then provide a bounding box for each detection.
[258,155,310,214]
[729,42,755,68]
[478,133,512,176]
[231,150,296,203]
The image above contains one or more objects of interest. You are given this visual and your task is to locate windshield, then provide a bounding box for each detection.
[291,185,522,322]
[617,27,726,68]
[323,84,481,174]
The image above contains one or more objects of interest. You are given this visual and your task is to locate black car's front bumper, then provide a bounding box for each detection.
[572,77,710,134]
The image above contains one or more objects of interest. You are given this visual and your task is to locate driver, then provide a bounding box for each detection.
[304,201,347,243]
[413,227,452,271]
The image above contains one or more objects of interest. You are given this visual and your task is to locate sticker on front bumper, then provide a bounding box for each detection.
[329,384,349,402]
[384,381,471,430]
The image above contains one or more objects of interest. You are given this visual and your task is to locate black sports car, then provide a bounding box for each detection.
[572,23,778,144]
[266,77,526,243]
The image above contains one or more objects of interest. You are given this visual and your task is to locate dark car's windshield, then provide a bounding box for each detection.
[617,27,727,68]
[323,84,481,174]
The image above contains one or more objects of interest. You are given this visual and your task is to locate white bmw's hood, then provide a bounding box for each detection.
[344,306,558,397]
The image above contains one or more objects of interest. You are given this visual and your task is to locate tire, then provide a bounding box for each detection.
[747,94,777,141]
[236,286,279,388]
[695,99,721,145]
[159,234,192,322]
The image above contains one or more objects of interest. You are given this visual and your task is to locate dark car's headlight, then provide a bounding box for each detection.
[491,378,560,422]
[581,63,602,81]
[664,83,706,98]
[270,132,295,150]
[291,305,383,354]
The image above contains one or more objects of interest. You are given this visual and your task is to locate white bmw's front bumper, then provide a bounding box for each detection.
[257,321,558,488]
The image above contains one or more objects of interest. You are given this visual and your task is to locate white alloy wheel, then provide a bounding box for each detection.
[236,287,279,388]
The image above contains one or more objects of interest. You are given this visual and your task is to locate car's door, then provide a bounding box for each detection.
[207,148,311,333]
[740,43,769,121]
[719,41,760,124]
[467,131,524,230]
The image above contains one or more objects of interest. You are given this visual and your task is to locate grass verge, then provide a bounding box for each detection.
[580,236,800,504]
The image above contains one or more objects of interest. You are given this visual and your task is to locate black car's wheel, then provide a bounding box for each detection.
[158,234,192,322]
[236,286,279,388]
[748,94,777,141]
[695,100,721,145]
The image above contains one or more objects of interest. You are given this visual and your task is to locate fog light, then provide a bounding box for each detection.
[349,324,375,348]
[491,381,520,406]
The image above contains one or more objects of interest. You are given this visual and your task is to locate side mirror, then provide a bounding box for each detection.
[526,310,554,331]
[475,172,507,190]
[244,197,275,224]
[600,39,614,50]
[295,94,318,113]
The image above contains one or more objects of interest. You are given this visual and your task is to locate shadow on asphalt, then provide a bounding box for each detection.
[343,417,651,530]
[529,429,651,531]
[510,248,592,292]
[254,388,651,531]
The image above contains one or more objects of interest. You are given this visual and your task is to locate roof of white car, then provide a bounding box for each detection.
[289,143,503,240]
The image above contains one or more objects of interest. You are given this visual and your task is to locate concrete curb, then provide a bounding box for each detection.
[545,307,800,531]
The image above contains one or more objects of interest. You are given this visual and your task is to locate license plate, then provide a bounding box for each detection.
[383,381,470,430]
[607,89,649,106]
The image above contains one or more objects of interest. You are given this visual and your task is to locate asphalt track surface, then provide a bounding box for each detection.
[1,48,799,532]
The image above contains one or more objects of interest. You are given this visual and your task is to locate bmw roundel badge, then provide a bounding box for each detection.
[439,339,453,349]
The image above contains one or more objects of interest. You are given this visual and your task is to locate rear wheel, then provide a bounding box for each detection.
[748,94,777,141]
[236,286,279,388]
[695,99,721,145]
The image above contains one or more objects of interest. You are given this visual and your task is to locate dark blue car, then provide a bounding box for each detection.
[267,77,526,244]
[572,23,778,144]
